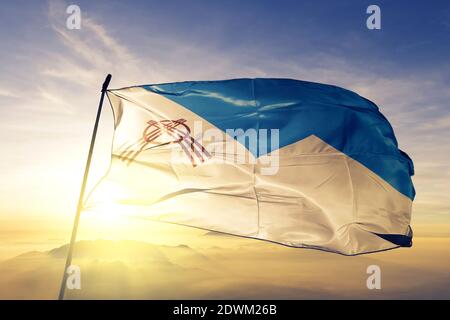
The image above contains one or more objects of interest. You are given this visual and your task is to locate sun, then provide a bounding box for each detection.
[82,180,130,230]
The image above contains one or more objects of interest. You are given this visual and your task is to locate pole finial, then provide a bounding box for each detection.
[102,74,112,92]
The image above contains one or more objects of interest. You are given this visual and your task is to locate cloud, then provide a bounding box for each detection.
[419,115,450,130]
[45,0,142,88]
[2,239,450,299]
[1,0,449,224]
[0,88,19,98]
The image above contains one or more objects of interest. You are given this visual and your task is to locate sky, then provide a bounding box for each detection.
[0,0,450,258]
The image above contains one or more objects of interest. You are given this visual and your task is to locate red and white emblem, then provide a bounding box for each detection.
[118,118,211,167]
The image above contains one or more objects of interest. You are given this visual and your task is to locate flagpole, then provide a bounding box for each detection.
[58,74,112,300]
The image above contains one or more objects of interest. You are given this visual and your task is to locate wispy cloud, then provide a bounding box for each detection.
[0,0,449,223]
[45,0,142,88]
[419,115,450,130]
[0,88,19,98]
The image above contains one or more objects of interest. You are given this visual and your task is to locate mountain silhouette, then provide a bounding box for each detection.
[1,237,450,299]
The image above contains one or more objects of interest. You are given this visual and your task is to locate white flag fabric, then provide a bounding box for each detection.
[85,78,414,255]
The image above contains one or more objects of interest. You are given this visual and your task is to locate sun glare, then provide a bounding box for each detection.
[83,181,130,229]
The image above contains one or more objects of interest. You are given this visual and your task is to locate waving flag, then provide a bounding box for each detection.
[85,78,415,255]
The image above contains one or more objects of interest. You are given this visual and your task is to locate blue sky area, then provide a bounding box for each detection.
[0,0,449,224]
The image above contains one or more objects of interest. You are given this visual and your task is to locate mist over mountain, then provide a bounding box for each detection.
[1,238,450,299]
